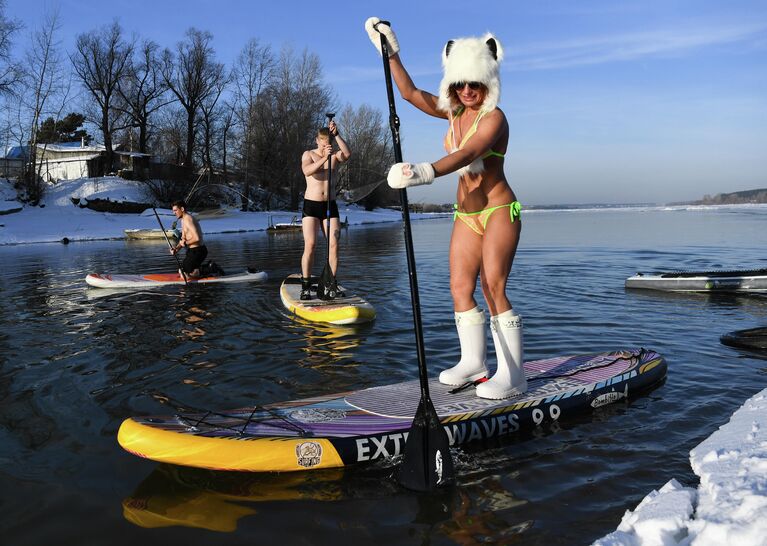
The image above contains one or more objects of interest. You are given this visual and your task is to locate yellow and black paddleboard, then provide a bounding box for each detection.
[280,273,376,325]
[117,348,666,473]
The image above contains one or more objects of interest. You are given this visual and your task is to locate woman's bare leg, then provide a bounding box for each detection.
[479,213,521,315]
[449,220,483,312]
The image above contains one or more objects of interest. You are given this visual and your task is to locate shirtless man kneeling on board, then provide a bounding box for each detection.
[299,120,351,300]
[170,200,208,279]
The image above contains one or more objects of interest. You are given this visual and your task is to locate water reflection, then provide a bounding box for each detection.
[433,487,532,546]
[283,318,373,369]
[176,304,211,341]
[123,465,345,532]
[4,210,767,544]
[123,462,533,544]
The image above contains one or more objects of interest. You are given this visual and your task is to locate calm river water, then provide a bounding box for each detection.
[1,205,766,545]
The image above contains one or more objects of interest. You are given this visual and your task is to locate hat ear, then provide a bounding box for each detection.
[486,38,498,60]
[444,40,455,57]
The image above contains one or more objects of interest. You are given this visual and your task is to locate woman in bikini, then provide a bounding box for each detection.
[366,18,526,399]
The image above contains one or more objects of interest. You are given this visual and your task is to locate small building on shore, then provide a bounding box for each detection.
[35,141,105,182]
[34,141,151,182]
[1,145,29,178]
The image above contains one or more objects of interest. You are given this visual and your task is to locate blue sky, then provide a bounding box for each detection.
[6,0,767,205]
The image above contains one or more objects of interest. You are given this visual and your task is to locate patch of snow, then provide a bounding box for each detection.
[42,176,152,207]
[0,176,447,245]
[593,388,767,546]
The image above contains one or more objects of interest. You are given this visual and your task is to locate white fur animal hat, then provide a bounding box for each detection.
[437,33,504,113]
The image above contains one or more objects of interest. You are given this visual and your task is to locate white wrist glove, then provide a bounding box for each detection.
[387,162,435,189]
[365,17,400,57]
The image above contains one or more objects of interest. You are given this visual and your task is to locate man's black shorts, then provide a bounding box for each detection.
[182,245,208,273]
[302,199,339,220]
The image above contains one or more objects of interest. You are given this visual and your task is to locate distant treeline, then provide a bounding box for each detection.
[0,2,398,211]
[683,188,767,205]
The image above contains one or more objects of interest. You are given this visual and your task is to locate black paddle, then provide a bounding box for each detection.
[375,21,455,491]
[153,207,188,286]
[316,112,339,300]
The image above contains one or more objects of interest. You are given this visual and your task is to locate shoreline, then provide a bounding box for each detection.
[0,176,449,246]
[3,177,767,246]
[0,211,450,247]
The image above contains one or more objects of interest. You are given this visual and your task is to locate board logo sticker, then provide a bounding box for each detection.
[296,441,323,468]
[590,384,628,408]
[290,408,347,423]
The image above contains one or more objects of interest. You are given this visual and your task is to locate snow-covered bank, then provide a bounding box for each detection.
[0,177,447,246]
[594,387,767,546]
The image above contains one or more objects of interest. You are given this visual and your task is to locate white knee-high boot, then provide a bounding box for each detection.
[476,309,527,399]
[439,306,488,386]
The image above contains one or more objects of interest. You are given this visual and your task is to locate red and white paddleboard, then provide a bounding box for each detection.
[85,270,267,289]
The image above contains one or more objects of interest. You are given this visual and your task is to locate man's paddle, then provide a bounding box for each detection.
[153,207,188,286]
[375,21,455,491]
[316,112,339,300]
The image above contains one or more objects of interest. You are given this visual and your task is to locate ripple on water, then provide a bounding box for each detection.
[1,211,767,544]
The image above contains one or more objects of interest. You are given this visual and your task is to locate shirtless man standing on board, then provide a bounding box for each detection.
[299,119,351,300]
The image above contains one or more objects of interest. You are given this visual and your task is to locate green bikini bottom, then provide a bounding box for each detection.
[453,201,521,236]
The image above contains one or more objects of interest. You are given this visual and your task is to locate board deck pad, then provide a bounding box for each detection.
[282,275,361,304]
[346,351,639,418]
[659,267,767,279]
[280,274,375,324]
[118,348,666,472]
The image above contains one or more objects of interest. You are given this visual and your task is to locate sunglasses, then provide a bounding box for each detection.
[450,81,483,91]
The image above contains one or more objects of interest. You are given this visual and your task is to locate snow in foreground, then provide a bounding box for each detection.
[594,387,767,546]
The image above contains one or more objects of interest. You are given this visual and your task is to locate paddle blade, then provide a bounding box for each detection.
[316,264,338,300]
[397,397,455,491]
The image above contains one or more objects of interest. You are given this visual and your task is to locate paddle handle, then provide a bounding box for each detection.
[153,207,188,285]
[379,32,430,399]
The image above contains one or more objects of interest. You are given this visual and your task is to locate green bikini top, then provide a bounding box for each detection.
[445,107,505,159]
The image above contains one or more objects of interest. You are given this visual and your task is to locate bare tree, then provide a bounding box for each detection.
[219,100,236,184]
[71,21,133,172]
[160,28,225,172]
[20,8,71,203]
[0,0,22,97]
[150,105,186,164]
[337,103,396,209]
[196,69,228,171]
[256,46,331,209]
[232,38,274,208]
[143,104,188,202]
[0,1,23,172]
[115,39,171,154]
